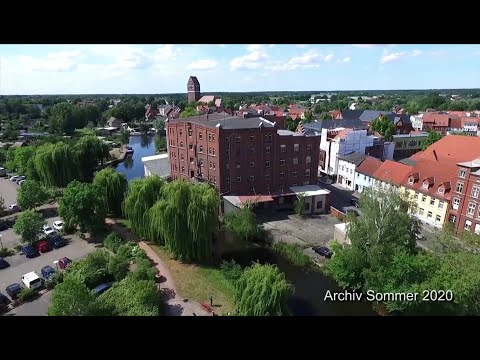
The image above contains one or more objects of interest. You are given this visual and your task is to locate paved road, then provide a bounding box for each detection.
[0,236,98,297]
[4,292,53,316]
[321,182,359,213]
[0,177,19,207]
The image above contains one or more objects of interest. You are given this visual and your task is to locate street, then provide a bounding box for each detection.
[0,177,19,207]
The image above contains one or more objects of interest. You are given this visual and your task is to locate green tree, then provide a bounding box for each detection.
[92,168,128,217]
[122,176,165,239]
[64,250,111,289]
[119,130,130,144]
[17,180,50,210]
[49,102,76,135]
[154,135,167,153]
[6,146,38,179]
[294,194,307,218]
[303,111,315,123]
[74,136,110,181]
[180,107,201,118]
[98,277,161,316]
[48,279,100,316]
[285,116,297,131]
[34,142,78,187]
[421,131,443,150]
[370,115,396,141]
[235,263,294,316]
[86,121,95,129]
[224,206,261,241]
[148,181,219,262]
[59,180,107,233]
[13,209,44,244]
[153,118,165,131]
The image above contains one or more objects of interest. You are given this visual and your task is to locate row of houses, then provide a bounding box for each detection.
[338,135,480,235]
[410,111,480,135]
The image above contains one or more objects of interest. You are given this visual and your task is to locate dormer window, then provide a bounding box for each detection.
[438,187,445,195]
[408,177,414,185]
[422,181,429,189]
[459,170,466,178]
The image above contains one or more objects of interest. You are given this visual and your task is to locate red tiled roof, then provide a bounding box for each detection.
[403,160,456,200]
[447,111,469,117]
[422,113,452,127]
[409,130,424,135]
[373,160,413,185]
[449,117,463,129]
[355,156,383,177]
[461,117,479,126]
[410,135,480,164]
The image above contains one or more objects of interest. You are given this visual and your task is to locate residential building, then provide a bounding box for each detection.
[337,152,367,191]
[372,160,413,191]
[449,158,480,235]
[187,76,201,103]
[422,112,454,134]
[354,156,383,193]
[142,154,171,179]
[410,114,424,131]
[107,117,122,129]
[166,112,320,199]
[391,131,429,161]
[333,109,413,134]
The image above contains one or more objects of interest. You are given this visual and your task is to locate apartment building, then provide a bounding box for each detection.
[166,112,320,197]
[354,156,383,193]
[391,131,429,161]
[337,152,367,191]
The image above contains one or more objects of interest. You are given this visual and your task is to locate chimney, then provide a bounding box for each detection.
[433,149,438,161]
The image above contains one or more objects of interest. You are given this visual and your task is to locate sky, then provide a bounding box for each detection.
[1,44,479,95]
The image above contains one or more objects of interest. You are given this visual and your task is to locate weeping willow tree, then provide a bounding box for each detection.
[74,136,111,181]
[122,176,164,239]
[235,263,294,316]
[34,142,78,188]
[93,168,128,217]
[149,181,219,262]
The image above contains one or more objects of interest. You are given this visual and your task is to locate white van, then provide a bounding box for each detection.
[21,271,42,290]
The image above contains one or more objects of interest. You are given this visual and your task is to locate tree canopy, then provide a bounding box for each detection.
[224,206,261,241]
[34,142,78,187]
[92,168,128,217]
[422,131,443,150]
[17,180,50,210]
[235,263,293,316]
[59,180,107,233]
[370,115,396,141]
[48,279,101,316]
[13,209,44,244]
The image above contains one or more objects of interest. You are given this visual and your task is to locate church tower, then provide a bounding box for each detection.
[187,76,201,103]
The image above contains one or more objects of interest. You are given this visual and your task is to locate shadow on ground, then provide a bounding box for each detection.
[164,303,184,316]
[160,288,177,301]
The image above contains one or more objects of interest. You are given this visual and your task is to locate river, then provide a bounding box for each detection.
[115,135,156,181]
[222,246,377,316]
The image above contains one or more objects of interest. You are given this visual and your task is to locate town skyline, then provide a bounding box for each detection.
[1,44,480,95]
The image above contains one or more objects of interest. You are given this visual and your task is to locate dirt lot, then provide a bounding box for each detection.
[258,211,341,247]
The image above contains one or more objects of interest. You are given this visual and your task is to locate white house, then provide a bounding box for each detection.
[337,152,368,191]
[353,156,383,193]
[410,114,423,131]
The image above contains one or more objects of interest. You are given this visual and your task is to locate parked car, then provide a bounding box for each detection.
[16,177,26,185]
[93,283,111,295]
[48,234,66,249]
[18,179,26,186]
[415,233,426,241]
[8,204,20,213]
[22,244,39,258]
[0,220,7,231]
[41,266,56,280]
[345,209,360,217]
[313,246,333,258]
[6,283,22,300]
[0,257,9,269]
[43,225,56,236]
[350,199,360,208]
[9,175,20,182]
[52,220,64,231]
[21,271,42,290]
[36,240,51,253]
[0,292,8,310]
[58,257,72,270]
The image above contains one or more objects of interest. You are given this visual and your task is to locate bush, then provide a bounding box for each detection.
[272,241,314,268]
[14,245,22,252]
[103,232,125,253]
[45,272,64,290]
[19,288,37,302]
[65,250,112,289]
[130,257,158,282]
[116,242,136,261]
[220,260,243,282]
[132,246,148,259]
[0,247,14,257]
[108,256,129,282]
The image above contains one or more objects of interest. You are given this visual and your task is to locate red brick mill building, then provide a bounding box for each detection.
[166,112,330,214]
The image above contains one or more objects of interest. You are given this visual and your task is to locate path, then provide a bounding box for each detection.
[138,242,212,316]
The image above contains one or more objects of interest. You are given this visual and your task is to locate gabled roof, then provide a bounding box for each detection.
[198,95,215,104]
[303,119,367,132]
[188,76,200,86]
[373,160,413,185]
[410,135,480,164]
[359,110,392,122]
[384,113,412,125]
[339,110,364,119]
[338,151,367,166]
[422,112,451,126]
[355,156,383,177]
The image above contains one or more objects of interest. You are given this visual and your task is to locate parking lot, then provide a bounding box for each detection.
[0,177,19,209]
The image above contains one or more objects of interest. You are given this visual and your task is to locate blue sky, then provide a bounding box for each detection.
[1,44,479,94]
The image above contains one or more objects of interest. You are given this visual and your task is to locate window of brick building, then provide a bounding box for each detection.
[294,144,299,152]
[236,176,242,182]
[293,171,298,178]
[265,160,271,168]
[293,157,298,165]
[306,156,311,164]
[280,145,286,152]
[280,159,285,166]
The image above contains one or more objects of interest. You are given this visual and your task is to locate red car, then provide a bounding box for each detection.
[36,240,51,253]
[57,257,72,270]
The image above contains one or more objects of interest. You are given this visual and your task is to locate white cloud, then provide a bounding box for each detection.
[230,45,268,70]
[110,47,150,70]
[324,54,335,63]
[337,56,351,63]
[18,50,84,72]
[296,45,308,48]
[187,59,218,71]
[379,49,423,64]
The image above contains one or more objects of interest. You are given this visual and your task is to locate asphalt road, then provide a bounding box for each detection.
[0,177,19,207]
[0,236,97,300]
[4,291,53,316]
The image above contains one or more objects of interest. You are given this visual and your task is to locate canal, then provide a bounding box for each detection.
[115,135,156,181]
[223,246,377,316]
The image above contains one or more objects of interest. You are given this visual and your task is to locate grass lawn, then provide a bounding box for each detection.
[151,245,236,314]
[74,128,95,136]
